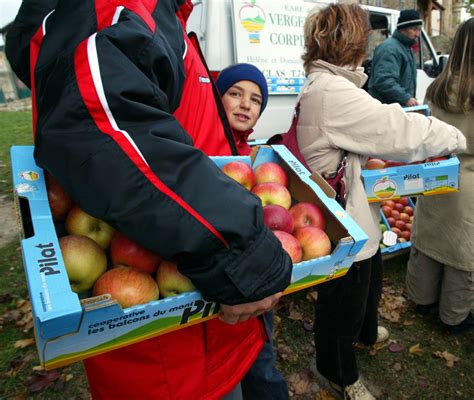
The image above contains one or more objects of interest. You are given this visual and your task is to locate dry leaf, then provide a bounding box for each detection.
[32,365,45,372]
[288,370,313,395]
[314,388,336,400]
[26,370,61,393]
[288,302,303,321]
[409,344,423,355]
[393,362,402,371]
[14,338,35,349]
[433,350,460,367]
[306,291,318,302]
[65,374,74,382]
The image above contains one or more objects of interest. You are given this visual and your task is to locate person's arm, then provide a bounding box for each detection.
[322,82,466,161]
[370,49,412,105]
[32,8,292,306]
[5,0,57,87]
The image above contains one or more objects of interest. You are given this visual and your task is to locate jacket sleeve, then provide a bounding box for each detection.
[32,10,292,305]
[322,81,466,162]
[5,0,57,87]
[369,49,412,105]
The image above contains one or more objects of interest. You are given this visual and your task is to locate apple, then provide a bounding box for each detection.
[391,227,402,237]
[386,217,396,227]
[221,161,256,190]
[382,206,392,218]
[289,202,326,231]
[400,230,411,240]
[380,223,387,233]
[394,203,404,212]
[155,260,195,298]
[273,230,302,264]
[251,183,292,209]
[110,232,161,274]
[395,220,407,231]
[398,212,411,223]
[294,226,331,261]
[59,235,107,293]
[263,205,293,233]
[253,162,289,187]
[45,173,74,221]
[382,200,395,209]
[425,156,447,162]
[406,223,412,231]
[396,197,410,207]
[384,160,405,168]
[391,209,400,219]
[398,238,408,243]
[65,206,115,249]
[403,206,414,216]
[365,158,386,170]
[93,266,159,308]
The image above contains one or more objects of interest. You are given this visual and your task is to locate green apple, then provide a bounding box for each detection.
[156,260,195,298]
[65,206,115,249]
[59,235,107,293]
[380,223,387,233]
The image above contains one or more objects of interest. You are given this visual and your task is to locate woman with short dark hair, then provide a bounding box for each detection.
[298,4,466,399]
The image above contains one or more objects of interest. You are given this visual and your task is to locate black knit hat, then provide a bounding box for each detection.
[397,9,423,29]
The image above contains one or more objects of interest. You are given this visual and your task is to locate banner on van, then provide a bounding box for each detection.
[231,0,319,95]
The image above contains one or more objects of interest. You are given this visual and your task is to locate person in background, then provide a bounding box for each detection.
[406,18,474,335]
[6,1,292,399]
[299,4,466,399]
[216,63,289,400]
[368,9,423,106]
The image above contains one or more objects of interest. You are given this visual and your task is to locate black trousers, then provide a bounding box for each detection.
[314,250,383,386]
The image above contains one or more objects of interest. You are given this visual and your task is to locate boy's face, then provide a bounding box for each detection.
[222,80,262,132]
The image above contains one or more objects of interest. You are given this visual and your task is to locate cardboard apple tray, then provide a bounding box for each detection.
[10,145,367,370]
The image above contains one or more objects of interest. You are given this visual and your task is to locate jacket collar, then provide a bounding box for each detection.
[393,29,416,47]
[306,60,368,88]
[232,128,253,156]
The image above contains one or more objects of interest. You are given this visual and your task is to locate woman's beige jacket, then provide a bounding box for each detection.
[297,60,466,261]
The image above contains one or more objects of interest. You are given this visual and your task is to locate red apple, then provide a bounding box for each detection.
[273,230,302,264]
[221,161,256,190]
[251,183,292,209]
[365,158,386,170]
[395,220,407,231]
[59,235,107,293]
[253,162,289,187]
[391,209,400,219]
[294,226,331,261]
[93,266,159,308]
[45,173,74,221]
[110,232,161,274]
[155,260,195,298]
[398,213,410,223]
[289,202,326,231]
[382,200,395,209]
[396,197,410,207]
[65,207,115,249]
[400,230,411,240]
[410,216,414,223]
[406,223,412,231]
[398,238,407,243]
[394,203,404,212]
[386,217,396,227]
[391,227,402,237]
[385,160,405,168]
[403,206,414,216]
[263,205,293,233]
[382,206,392,218]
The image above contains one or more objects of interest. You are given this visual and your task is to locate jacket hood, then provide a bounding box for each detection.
[307,60,368,88]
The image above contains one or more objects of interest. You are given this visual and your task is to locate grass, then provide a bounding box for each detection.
[0,111,33,198]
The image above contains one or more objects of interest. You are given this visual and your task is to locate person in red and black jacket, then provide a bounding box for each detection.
[6,1,292,399]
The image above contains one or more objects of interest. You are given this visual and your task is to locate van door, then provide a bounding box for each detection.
[413,30,440,101]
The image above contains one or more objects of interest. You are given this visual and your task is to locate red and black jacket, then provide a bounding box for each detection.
[6,0,292,306]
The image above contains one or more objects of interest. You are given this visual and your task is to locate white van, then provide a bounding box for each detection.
[187,0,445,140]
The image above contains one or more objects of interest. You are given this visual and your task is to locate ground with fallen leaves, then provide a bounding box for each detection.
[1,111,473,399]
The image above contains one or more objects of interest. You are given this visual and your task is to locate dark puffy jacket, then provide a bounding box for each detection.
[368,30,417,105]
[6,1,292,398]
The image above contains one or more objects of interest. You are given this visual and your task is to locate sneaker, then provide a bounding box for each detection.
[445,313,474,335]
[375,326,389,344]
[330,379,376,400]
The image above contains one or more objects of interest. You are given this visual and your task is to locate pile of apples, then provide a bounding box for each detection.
[221,161,332,264]
[365,156,448,170]
[380,196,415,244]
[46,174,195,309]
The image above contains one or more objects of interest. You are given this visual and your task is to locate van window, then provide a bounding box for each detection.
[368,13,390,56]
